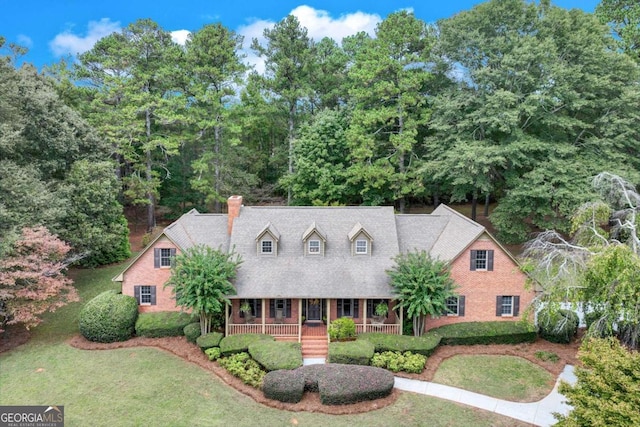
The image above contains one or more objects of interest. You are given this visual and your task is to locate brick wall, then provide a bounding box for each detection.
[122,235,180,313]
[425,235,534,331]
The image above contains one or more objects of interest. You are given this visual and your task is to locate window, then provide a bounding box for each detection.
[240,299,261,318]
[154,248,176,268]
[445,296,465,316]
[308,240,320,254]
[134,285,156,306]
[366,299,388,318]
[470,250,494,271]
[496,295,520,317]
[261,240,273,254]
[338,299,359,318]
[269,299,291,318]
[355,239,368,254]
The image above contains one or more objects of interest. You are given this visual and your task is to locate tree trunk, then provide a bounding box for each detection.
[287,102,296,206]
[397,102,406,213]
[213,122,222,213]
[484,193,490,217]
[145,108,155,232]
[471,192,478,221]
[413,314,425,337]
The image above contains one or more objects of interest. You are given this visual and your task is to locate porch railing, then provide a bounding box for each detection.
[227,323,299,337]
[356,323,402,335]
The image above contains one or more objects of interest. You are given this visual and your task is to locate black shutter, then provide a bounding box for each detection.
[256,299,262,318]
[269,300,275,318]
[470,250,477,271]
[154,249,160,268]
[459,296,465,316]
[487,250,494,271]
[354,299,359,318]
[337,299,343,317]
[134,286,141,304]
[150,286,157,305]
[285,299,292,318]
[496,295,503,316]
[513,296,520,316]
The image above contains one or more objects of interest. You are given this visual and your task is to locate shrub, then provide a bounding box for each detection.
[197,332,224,351]
[318,364,394,405]
[183,322,201,344]
[79,290,138,343]
[358,332,441,356]
[328,340,375,365]
[371,351,427,373]
[432,321,537,345]
[218,352,266,388]
[205,347,221,361]
[135,311,194,338]
[538,309,579,344]
[263,370,305,403]
[249,341,303,371]
[328,317,356,341]
[219,333,274,356]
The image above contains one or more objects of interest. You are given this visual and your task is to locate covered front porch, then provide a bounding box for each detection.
[225,298,402,340]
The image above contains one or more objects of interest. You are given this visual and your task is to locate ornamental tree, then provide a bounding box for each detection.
[0,227,80,331]
[164,245,241,335]
[387,250,456,336]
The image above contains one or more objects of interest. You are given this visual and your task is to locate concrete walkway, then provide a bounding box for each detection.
[393,364,576,427]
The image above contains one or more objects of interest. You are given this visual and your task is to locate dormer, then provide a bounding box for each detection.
[256,222,280,256]
[348,222,373,256]
[302,222,327,256]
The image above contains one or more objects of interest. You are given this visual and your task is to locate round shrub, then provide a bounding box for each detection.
[197,332,224,351]
[183,322,201,344]
[538,309,579,344]
[79,290,138,343]
[328,317,356,341]
[263,370,305,403]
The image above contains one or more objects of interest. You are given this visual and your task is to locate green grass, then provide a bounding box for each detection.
[0,259,531,425]
[432,355,555,402]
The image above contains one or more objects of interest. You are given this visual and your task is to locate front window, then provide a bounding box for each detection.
[338,299,358,317]
[501,296,513,316]
[355,239,368,254]
[261,240,273,254]
[240,299,261,318]
[160,248,173,267]
[446,296,459,316]
[308,240,320,254]
[474,250,487,270]
[140,286,152,305]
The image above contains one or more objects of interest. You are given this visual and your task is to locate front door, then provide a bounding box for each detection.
[306,299,322,321]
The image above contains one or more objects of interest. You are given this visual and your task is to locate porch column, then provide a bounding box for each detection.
[225,301,229,336]
[261,298,266,334]
[298,299,302,342]
[363,298,368,333]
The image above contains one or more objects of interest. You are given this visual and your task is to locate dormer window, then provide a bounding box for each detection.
[256,222,280,256]
[302,222,326,256]
[348,222,373,256]
[308,240,320,254]
[355,239,368,254]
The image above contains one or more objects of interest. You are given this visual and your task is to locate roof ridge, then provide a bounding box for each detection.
[435,204,485,230]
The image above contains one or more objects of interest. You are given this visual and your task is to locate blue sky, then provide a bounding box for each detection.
[1,0,600,70]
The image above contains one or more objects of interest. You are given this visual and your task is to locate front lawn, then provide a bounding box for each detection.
[432,354,555,402]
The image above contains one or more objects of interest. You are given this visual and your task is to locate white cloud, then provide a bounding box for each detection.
[171,30,191,46]
[237,6,381,74]
[17,34,33,48]
[49,18,121,57]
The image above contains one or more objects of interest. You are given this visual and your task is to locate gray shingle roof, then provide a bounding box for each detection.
[164,210,229,252]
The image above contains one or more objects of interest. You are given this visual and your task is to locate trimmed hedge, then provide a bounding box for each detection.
[219,333,274,356]
[183,322,201,344]
[358,332,441,356]
[263,364,394,405]
[538,309,579,344]
[135,311,195,338]
[431,321,537,345]
[328,317,356,341]
[371,351,427,373]
[328,340,375,365]
[79,290,138,343]
[263,370,305,403]
[197,332,224,351]
[249,341,303,371]
[205,347,221,361]
[218,352,266,388]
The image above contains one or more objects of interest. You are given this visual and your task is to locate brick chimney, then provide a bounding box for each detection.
[227,195,243,235]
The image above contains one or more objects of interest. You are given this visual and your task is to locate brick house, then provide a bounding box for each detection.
[113,196,533,339]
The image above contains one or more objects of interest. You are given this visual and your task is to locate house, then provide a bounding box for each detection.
[113,196,533,339]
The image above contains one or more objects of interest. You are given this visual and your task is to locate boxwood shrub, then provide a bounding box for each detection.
[134,311,195,338]
[205,347,221,361]
[219,333,274,356]
[79,290,138,343]
[218,352,266,388]
[197,332,224,351]
[249,341,302,371]
[183,322,201,344]
[371,351,427,373]
[328,340,375,365]
[328,317,356,341]
[538,309,579,344]
[431,321,537,345]
[317,364,394,405]
[263,369,305,403]
[358,332,441,356]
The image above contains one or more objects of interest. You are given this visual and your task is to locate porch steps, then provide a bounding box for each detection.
[301,336,328,359]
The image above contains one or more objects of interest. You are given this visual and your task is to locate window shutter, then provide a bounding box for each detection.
[459,296,466,316]
[354,299,359,318]
[487,250,494,271]
[470,250,477,271]
[154,249,160,268]
[337,299,343,317]
[134,286,141,304]
[285,299,292,318]
[496,295,503,316]
[256,300,262,318]
[513,296,520,316]
[150,286,157,305]
[170,248,176,266]
[269,300,275,318]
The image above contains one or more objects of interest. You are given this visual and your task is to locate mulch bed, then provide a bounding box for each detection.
[0,324,31,354]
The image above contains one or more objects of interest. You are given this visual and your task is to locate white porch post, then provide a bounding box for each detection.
[298,299,302,342]
[261,298,266,334]
[225,301,229,336]
[363,298,368,333]
[326,298,330,343]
